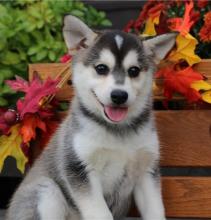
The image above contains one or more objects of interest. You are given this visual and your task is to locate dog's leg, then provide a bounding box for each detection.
[72,172,113,220]
[134,172,166,220]
[37,178,69,220]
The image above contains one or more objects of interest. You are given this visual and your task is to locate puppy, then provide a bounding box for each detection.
[6,15,176,220]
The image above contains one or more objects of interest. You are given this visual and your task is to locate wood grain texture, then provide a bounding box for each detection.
[29,60,211,101]
[162,176,211,218]
[194,59,211,83]
[28,63,74,101]
[155,110,211,167]
[128,177,211,218]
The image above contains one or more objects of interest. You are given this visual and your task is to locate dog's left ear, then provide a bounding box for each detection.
[143,33,177,64]
[63,15,97,53]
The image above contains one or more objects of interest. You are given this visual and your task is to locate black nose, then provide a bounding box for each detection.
[111,90,128,105]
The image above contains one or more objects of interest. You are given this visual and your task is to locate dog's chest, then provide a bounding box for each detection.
[89,148,133,192]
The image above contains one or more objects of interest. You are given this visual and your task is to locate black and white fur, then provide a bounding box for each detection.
[6,15,176,220]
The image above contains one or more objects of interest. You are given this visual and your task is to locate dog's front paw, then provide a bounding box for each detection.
[143,216,166,220]
[83,211,113,220]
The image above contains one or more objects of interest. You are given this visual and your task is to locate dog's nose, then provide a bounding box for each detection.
[111,90,128,105]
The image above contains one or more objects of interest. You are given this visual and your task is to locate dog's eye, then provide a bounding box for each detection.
[95,64,109,75]
[128,66,140,78]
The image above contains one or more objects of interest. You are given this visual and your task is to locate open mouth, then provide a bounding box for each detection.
[104,106,128,122]
[92,90,128,123]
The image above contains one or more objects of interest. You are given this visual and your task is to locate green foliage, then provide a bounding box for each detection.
[0,0,112,107]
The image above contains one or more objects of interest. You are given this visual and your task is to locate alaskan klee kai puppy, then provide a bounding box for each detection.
[7,15,176,220]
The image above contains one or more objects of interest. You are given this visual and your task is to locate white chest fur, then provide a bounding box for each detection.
[72,120,160,194]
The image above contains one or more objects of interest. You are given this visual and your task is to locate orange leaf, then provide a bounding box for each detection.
[20,114,46,143]
[156,66,203,102]
[167,1,195,36]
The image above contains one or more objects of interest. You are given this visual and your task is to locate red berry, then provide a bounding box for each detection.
[4,109,18,125]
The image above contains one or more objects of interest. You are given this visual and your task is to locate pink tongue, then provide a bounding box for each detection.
[104,106,128,122]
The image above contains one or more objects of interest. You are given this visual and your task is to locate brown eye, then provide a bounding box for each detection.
[128,66,140,78]
[95,64,109,75]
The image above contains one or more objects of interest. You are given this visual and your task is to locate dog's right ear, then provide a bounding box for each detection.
[63,15,97,53]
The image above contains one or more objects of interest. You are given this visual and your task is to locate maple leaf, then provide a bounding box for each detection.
[0,124,28,173]
[191,80,211,91]
[156,66,203,102]
[167,1,195,36]
[168,33,201,66]
[142,17,157,36]
[201,91,211,104]
[39,120,59,149]
[191,80,211,104]
[17,76,59,119]
[20,114,46,143]
[6,75,29,92]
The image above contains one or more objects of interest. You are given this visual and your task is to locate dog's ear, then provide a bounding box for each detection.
[63,15,97,53]
[143,33,177,64]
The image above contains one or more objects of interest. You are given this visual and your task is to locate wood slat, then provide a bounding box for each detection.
[155,110,211,167]
[162,176,211,218]
[28,63,73,101]
[129,177,211,218]
[194,59,211,83]
[29,60,211,102]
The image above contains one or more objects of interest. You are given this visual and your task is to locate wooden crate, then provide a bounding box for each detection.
[29,60,211,218]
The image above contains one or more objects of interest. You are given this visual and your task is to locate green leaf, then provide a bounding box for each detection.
[48,51,56,61]
[0,96,8,106]
[101,19,112,27]
[1,84,13,95]
[36,50,47,61]
[1,51,20,65]
[71,9,84,17]
[27,46,41,55]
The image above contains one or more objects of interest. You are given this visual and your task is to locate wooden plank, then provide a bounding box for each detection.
[128,177,211,218]
[162,176,211,218]
[29,60,211,102]
[194,59,211,83]
[155,110,211,167]
[28,63,74,101]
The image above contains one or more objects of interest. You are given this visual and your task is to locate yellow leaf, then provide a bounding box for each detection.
[0,124,28,173]
[191,80,211,91]
[142,17,157,36]
[168,33,201,66]
[202,90,211,104]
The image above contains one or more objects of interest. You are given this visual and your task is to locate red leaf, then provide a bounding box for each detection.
[20,114,46,143]
[6,75,29,92]
[39,120,59,149]
[17,77,59,119]
[156,66,203,102]
[167,1,195,36]
[60,54,72,63]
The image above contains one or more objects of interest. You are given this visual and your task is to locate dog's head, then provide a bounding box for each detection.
[63,15,176,125]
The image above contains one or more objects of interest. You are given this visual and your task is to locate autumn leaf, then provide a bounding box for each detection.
[167,1,195,36]
[0,124,28,173]
[168,33,201,66]
[16,76,58,119]
[20,114,46,143]
[142,17,157,36]
[6,75,29,92]
[191,80,211,91]
[201,91,211,104]
[191,80,211,104]
[156,66,203,102]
